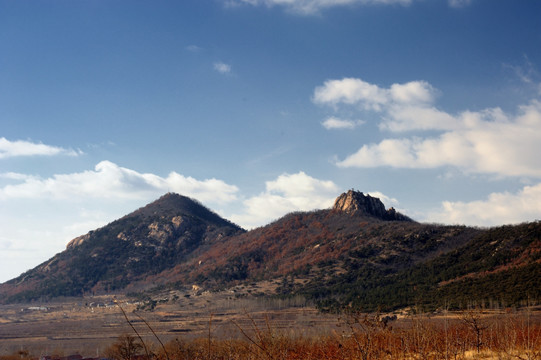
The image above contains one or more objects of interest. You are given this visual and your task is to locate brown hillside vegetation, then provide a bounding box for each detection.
[171,209,475,286]
[141,311,541,360]
[2,191,540,312]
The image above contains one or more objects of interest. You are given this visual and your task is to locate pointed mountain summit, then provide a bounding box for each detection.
[124,192,236,226]
[333,190,412,221]
[67,192,241,249]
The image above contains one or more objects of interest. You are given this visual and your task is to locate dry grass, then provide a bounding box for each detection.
[102,308,541,360]
[1,296,540,360]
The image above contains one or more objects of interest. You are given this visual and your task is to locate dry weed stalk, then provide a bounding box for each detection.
[207,312,213,360]
[82,301,541,360]
[115,300,151,359]
[231,311,277,360]
[337,308,395,360]
[132,311,170,360]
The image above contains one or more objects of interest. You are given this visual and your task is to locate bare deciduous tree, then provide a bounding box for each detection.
[105,334,144,360]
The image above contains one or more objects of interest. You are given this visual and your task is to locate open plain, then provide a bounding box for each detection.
[1,290,541,359]
[0,288,339,357]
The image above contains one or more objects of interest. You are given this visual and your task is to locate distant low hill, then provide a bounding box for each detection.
[1,190,540,311]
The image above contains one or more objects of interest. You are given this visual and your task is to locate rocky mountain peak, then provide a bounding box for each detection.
[334,190,386,216]
[333,190,412,221]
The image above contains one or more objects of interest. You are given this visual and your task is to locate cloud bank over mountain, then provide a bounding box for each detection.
[0,160,239,204]
[314,76,541,225]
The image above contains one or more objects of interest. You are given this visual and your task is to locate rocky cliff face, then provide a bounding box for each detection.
[333,190,412,221]
[66,233,91,249]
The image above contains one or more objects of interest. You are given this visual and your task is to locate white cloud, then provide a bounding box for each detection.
[266,171,338,197]
[0,172,35,181]
[322,116,364,130]
[366,191,400,208]
[230,171,339,228]
[186,45,203,52]
[389,81,436,105]
[313,78,436,114]
[0,137,81,159]
[426,183,541,226]
[337,138,419,168]
[448,0,472,8]
[214,61,232,74]
[337,104,541,177]
[313,78,389,111]
[0,160,239,204]
[382,105,457,132]
[225,0,413,15]
[315,77,541,178]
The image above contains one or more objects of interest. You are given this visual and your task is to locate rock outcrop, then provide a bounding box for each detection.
[66,233,91,249]
[333,190,412,221]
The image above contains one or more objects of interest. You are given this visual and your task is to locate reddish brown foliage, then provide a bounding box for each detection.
[150,311,541,360]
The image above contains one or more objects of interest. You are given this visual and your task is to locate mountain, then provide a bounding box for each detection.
[1,190,540,311]
[0,193,244,302]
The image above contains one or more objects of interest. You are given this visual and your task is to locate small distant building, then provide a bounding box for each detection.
[27,306,48,311]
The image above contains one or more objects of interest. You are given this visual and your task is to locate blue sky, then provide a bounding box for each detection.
[1,0,540,283]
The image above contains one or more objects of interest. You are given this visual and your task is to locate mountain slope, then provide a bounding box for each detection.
[410,221,541,309]
[171,208,473,286]
[155,192,481,309]
[296,220,541,311]
[0,193,244,302]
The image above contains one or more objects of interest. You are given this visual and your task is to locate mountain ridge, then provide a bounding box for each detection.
[1,190,540,311]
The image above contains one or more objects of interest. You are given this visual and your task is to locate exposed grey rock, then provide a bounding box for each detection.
[333,190,412,221]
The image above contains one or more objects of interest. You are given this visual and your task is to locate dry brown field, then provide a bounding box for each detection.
[0,288,337,356]
[1,288,540,359]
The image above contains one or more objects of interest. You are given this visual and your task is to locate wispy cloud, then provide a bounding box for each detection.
[0,138,81,159]
[448,0,472,9]
[225,0,413,15]
[322,116,364,130]
[186,44,203,52]
[214,61,232,74]
[504,55,540,86]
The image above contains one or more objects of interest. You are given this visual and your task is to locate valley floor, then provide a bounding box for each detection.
[0,290,336,356]
[0,291,540,359]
